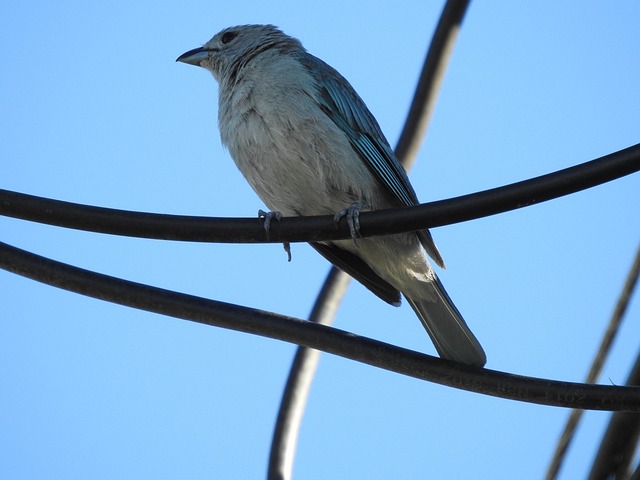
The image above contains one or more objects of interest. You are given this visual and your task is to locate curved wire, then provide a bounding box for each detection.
[1,142,639,243]
[267,2,472,478]
[267,268,351,480]
[1,239,639,412]
[395,0,471,170]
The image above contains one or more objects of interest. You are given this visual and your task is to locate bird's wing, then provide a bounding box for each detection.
[302,54,419,208]
[301,54,445,268]
[310,242,401,306]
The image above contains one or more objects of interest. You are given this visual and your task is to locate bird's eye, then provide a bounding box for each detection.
[221,31,237,44]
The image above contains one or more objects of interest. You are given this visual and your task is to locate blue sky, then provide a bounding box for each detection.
[1,2,639,479]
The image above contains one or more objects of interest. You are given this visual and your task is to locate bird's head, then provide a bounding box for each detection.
[176,24,302,82]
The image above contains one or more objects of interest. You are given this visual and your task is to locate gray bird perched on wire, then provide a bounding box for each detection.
[177,24,486,366]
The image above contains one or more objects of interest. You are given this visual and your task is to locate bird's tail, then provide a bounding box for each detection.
[406,275,486,367]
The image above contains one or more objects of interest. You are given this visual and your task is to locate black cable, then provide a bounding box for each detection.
[1,142,639,243]
[394,0,471,170]
[2,239,640,412]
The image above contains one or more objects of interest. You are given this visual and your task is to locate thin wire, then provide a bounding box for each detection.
[1,239,640,411]
[545,243,640,479]
[267,2,472,478]
[1,142,639,243]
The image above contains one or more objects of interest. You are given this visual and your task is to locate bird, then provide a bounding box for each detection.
[177,24,486,366]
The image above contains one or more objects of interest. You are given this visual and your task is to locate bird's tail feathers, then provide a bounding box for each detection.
[406,276,486,367]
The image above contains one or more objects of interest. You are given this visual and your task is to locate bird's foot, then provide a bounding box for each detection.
[258,209,292,262]
[334,201,363,245]
[258,209,282,239]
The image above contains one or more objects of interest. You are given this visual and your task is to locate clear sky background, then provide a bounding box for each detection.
[1,2,639,479]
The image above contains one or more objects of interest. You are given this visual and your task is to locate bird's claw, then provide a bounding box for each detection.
[258,210,292,262]
[258,209,282,240]
[334,201,363,245]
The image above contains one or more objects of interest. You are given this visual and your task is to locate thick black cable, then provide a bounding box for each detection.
[1,239,640,412]
[1,142,639,243]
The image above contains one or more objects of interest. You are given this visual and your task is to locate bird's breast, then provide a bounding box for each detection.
[218,79,381,217]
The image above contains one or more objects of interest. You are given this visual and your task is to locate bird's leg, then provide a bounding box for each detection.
[282,242,292,262]
[334,201,363,245]
[258,209,292,262]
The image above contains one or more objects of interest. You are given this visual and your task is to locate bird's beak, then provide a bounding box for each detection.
[176,47,209,66]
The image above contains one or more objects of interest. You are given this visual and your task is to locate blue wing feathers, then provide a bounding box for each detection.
[300,53,446,268]
[301,54,419,208]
